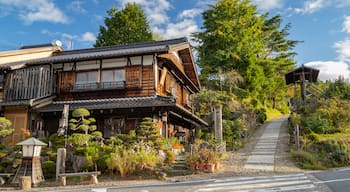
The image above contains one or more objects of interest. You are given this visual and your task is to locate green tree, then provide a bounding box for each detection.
[69,108,96,135]
[194,0,298,111]
[323,77,350,100]
[136,117,161,148]
[193,0,265,88]
[0,117,14,141]
[95,3,153,47]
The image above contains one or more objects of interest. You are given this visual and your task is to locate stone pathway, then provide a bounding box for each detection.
[244,117,287,171]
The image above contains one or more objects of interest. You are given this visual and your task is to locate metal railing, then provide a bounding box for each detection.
[72,81,125,91]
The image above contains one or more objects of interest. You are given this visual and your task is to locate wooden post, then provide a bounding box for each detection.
[20,176,31,190]
[295,125,300,150]
[214,105,223,144]
[56,148,66,181]
[59,176,66,186]
[91,175,98,184]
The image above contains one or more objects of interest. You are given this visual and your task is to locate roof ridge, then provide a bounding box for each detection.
[59,37,188,55]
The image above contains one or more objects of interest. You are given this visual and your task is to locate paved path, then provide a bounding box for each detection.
[244,117,287,171]
[194,173,316,192]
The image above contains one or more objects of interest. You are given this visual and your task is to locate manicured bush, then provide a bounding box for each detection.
[42,161,56,179]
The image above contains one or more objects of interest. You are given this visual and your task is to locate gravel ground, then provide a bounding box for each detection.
[1,117,331,191]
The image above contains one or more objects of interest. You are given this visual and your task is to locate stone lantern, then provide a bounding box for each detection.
[12,137,47,186]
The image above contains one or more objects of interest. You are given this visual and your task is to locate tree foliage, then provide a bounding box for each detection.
[95,3,153,47]
[323,77,350,100]
[0,117,14,139]
[193,0,298,111]
[69,108,96,135]
[136,117,161,148]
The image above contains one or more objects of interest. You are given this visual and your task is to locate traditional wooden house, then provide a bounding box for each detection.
[0,42,63,144]
[0,38,207,144]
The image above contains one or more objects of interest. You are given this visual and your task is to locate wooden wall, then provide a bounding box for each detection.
[3,107,28,145]
[5,67,53,101]
[57,65,155,100]
[157,66,192,109]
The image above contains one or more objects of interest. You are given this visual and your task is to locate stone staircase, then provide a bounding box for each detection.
[167,154,192,176]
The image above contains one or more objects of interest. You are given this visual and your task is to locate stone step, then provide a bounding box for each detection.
[172,164,188,170]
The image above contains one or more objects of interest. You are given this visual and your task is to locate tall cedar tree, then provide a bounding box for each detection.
[94,3,153,47]
[193,0,298,109]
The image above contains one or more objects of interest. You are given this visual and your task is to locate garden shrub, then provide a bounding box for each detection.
[164,150,175,164]
[42,161,56,179]
[255,108,267,124]
[291,150,320,169]
[307,133,320,142]
[97,154,109,174]
[305,114,329,134]
[49,134,65,149]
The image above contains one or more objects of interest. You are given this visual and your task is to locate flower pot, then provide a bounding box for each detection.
[198,162,206,171]
[206,163,215,173]
[189,163,197,171]
[215,162,220,170]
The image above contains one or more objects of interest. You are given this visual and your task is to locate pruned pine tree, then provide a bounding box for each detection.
[69,108,96,135]
[137,117,160,147]
[0,117,14,141]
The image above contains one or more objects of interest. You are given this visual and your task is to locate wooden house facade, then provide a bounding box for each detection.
[0,38,207,144]
[0,43,63,144]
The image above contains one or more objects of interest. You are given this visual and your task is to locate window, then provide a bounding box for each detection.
[104,117,125,137]
[101,69,125,89]
[75,71,98,89]
[0,74,4,89]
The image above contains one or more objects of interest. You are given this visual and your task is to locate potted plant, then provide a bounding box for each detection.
[186,153,199,171]
[206,150,217,173]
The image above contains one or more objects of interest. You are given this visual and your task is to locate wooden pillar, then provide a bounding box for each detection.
[56,148,66,181]
[214,105,223,143]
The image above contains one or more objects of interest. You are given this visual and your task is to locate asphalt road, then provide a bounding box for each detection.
[46,173,326,192]
[312,167,350,192]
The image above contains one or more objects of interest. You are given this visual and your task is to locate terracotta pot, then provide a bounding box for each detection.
[215,162,220,170]
[189,163,197,171]
[206,163,215,173]
[198,163,206,171]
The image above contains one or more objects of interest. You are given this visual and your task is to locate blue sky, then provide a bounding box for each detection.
[0,0,350,81]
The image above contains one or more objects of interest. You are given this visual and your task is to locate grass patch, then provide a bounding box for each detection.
[266,108,283,121]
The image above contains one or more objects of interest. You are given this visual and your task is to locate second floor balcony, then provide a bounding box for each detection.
[71,81,126,92]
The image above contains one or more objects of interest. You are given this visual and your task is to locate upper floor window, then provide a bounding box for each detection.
[101,69,125,89]
[75,71,98,89]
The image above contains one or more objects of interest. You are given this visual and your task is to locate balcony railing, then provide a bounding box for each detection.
[72,81,125,91]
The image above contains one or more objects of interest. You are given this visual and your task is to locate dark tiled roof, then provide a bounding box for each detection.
[36,95,208,126]
[36,96,176,112]
[27,38,188,65]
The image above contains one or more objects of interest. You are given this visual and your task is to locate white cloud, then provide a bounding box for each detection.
[0,0,68,24]
[334,39,350,62]
[80,32,96,43]
[305,61,350,81]
[67,1,87,14]
[251,0,283,10]
[155,19,199,40]
[295,0,327,14]
[343,16,350,33]
[178,9,202,19]
[41,29,96,49]
[119,0,171,25]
